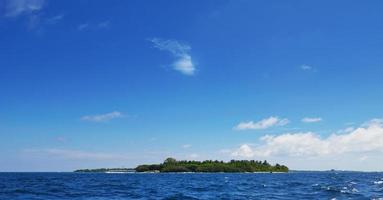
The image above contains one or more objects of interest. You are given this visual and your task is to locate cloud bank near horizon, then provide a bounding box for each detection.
[229,119,383,171]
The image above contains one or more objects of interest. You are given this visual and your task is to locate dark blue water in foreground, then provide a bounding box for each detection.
[0,172,382,199]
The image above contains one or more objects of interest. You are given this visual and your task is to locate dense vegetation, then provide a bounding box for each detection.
[135,158,288,173]
[74,168,135,173]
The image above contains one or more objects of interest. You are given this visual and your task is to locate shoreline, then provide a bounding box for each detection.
[1,171,383,173]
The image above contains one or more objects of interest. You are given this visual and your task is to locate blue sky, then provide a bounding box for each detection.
[1,0,383,171]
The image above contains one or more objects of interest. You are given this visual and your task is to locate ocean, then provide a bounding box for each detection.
[0,172,382,199]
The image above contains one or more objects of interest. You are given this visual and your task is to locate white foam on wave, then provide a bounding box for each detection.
[374,180,383,185]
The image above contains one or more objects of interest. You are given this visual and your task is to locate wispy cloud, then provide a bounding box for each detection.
[302,117,322,123]
[300,64,318,73]
[149,38,195,75]
[45,14,64,25]
[81,111,123,122]
[4,0,64,31]
[56,136,67,143]
[24,148,130,161]
[234,116,289,131]
[4,0,45,17]
[4,0,46,30]
[337,127,355,134]
[97,21,110,29]
[27,13,41,29]
[182,144,192,149]
[300,64,313,71]
[77,23,89,31]
[189,153,199,159]
[77,21,110,31]
[231,119,383,158]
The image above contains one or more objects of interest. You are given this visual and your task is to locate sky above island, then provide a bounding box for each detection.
[1,0,383,172]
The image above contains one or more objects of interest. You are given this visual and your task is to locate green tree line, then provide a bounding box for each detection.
[135,158,288,173]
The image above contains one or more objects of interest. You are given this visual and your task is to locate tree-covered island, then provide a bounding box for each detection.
[75,158,289,173]
[74,168,136,173]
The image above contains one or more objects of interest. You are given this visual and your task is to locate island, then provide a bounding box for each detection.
[75,158,288,173]
[74,168,136,173]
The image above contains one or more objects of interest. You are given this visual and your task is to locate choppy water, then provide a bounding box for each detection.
[0,172,382,199]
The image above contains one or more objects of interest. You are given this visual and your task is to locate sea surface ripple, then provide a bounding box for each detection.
[0,172,382,199]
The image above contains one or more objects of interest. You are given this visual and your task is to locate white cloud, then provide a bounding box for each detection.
[81,111,123,122]
[234,116,289,131]
[182,144,192,149]
[4,0,45,17]
[228,119,383,171]
[149,38,195,75]
[231,144,255,158]
[300,64,313,71]
[302,117,322,123]
[173,55,194,75]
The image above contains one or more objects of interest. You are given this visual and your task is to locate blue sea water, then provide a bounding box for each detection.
[0,172,382,199]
